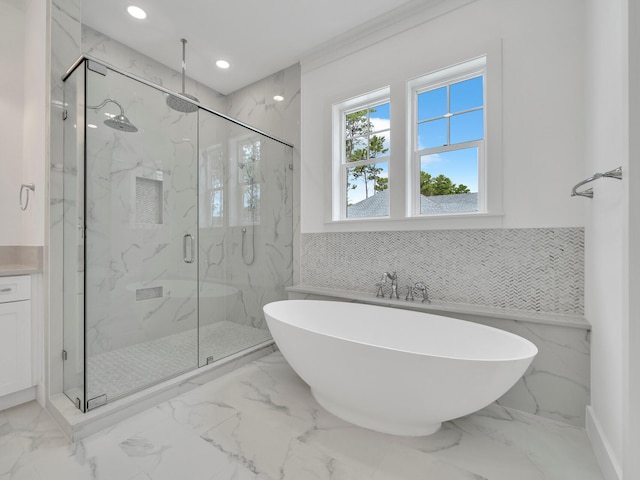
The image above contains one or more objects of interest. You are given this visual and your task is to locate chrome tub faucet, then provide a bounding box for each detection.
[377,271,399,299]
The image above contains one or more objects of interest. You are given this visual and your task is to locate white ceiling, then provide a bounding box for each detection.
[82,0,417,95]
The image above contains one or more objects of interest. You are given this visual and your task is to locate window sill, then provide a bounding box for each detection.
[322,211,504,232]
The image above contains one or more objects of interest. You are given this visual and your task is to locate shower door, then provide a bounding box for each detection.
[80,62,199,409]
[197,109,293,367]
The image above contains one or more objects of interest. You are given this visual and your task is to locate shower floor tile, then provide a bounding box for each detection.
[86,321,272,404]
[2,353,603,480]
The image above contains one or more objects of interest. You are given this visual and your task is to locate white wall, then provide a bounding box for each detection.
[0,0,26,245]
[300,0,586,233]
[584,0,625,477]
[22,0,47,246]
[0,0,46,247]
[625,0,640,476]
[624,2,640,477]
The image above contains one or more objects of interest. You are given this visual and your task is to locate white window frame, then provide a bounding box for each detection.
[332,86,391,221]
[407,56,487,217]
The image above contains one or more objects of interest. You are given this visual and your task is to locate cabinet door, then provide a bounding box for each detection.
[0,301,31,396]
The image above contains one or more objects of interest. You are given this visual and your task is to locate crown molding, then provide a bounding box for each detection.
[300,0,478,74]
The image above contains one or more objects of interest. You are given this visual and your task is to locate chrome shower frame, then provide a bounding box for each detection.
[62,55,292,147]
[60,55,294,412]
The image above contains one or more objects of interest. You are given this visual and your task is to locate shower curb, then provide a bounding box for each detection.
[46,341,276,442]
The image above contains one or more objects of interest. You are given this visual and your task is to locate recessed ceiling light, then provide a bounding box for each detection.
[127,5,147,19]
[87,124,98,129]
[216,60,230,69]
[273,95,284,102]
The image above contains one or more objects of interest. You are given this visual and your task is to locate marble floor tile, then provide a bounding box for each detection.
[0,352,602,480]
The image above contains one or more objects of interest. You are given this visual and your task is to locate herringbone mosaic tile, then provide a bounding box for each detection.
[300,228,584,314]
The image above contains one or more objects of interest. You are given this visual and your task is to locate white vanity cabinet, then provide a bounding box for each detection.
[0,275,32,397]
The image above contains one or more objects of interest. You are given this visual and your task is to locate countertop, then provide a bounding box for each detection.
[0,264,40,277]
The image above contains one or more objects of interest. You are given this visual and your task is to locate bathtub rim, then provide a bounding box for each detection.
[264,299,538,363]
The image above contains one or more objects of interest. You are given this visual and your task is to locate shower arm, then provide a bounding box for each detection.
[181,38,187,94]
[87,98,126,116]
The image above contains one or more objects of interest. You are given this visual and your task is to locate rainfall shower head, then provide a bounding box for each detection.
[167,38,199,113]
[104,113,138,133]
[166,92,199,113]
[87,98,138,133]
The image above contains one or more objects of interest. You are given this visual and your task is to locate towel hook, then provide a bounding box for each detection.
[19,183,35,211]
[571,166,622,199]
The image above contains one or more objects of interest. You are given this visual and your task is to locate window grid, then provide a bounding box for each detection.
[341,98,391,219]
[411,68,486,217]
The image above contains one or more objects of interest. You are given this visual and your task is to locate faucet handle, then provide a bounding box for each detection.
[405,284,414,301]
[413,282,430,303]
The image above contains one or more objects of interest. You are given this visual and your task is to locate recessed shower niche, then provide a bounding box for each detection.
[135,176,163,225]
[62,58,293,412]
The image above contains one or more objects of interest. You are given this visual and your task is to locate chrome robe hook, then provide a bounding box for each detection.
[19,183,35,211]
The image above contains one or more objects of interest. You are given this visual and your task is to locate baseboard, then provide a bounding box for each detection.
[0,386,37,411]
[586,405,622,480]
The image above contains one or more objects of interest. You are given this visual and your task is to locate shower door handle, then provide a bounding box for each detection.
[183,234,195,264]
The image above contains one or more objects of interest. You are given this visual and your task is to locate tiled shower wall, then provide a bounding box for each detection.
[301,227,584,315]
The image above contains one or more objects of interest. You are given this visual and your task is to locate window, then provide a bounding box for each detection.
[330,56,496,225]
[332,87,390,220]
[409,57,486,216]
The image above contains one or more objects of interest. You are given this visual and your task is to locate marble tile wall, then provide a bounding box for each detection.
[82,26,226,112]
[225,64,301,285]
[77,26,296,342]
[82,64,200,357]
[197,111,294,333]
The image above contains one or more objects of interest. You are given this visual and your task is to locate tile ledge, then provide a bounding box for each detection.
[286,285,590,330]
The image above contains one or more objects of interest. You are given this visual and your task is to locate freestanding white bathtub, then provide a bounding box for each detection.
[263,300,538,436]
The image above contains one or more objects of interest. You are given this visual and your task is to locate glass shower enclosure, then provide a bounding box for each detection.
[62,58,293,411]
